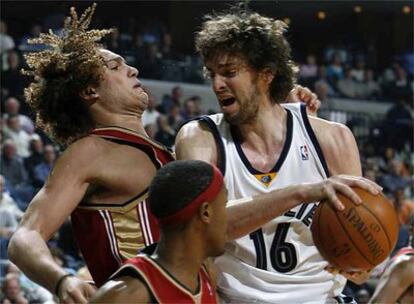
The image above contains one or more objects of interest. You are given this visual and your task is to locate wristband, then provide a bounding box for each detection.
[55,273,74,297]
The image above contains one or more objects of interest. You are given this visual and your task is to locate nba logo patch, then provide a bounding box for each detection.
[300,145,309,160]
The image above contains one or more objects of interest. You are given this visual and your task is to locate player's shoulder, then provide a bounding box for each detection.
[176,117,218,142]
[56,136,105,164]
[308,115,356,152]
[308,115,353,139]
[175,116,219,163]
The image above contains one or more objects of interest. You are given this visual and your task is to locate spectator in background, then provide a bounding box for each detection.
[167,103,184,131]
[161,86,183,113]
[380,159,412,194]
[381,62,400,85]
[33,144,57,188]
[155,115,176,147]
[181,97,198,121]
[0,140,28,189]
[0,273,41,304]
[384,92,414,151]
[139,42,163,79]
[388,66,410,98]
[0,20,15,55]
[299,55,318,88]
[24,134,44,185]
[324,41,349,64]
[191,95,203,116]
[360,69,381,99]
[141,91,160,127]
[3,97,35,134]
[350,59,366,82]
[5,263,54,303]
[131,32,145,63]
[0,174,24,221]
[326,52,344,85]
[314,65,336,96]
[337,68,361,99]
[0,205,18,256]
[1,50,26,98]
[0,140,34,211]
[4,115,31,158]
[314,81,331,106]
[161,33,178,60]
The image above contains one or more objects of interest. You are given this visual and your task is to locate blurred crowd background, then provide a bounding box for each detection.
[0,1,413,303]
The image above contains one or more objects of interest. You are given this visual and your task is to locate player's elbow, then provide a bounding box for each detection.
[8,229,22,264]
[8,227,31,264]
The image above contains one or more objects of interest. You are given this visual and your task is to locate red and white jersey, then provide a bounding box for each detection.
[370,247,414,300]
[71,126,175,287]
[200,104,346,303]
[111,254,218,304]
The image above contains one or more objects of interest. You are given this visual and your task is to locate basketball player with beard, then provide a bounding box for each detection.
[175,9,379,303]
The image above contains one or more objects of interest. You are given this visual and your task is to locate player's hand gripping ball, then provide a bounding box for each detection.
[311,187,399,272]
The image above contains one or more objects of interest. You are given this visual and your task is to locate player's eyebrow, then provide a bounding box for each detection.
[104,56,125,64]
[205,62,238,72]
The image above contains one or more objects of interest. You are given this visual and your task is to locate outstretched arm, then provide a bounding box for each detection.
[8,138,98,303]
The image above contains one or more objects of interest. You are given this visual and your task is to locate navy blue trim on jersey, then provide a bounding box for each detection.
[230,109,293,175]
[300,104,330,177]
[179,116,227,175]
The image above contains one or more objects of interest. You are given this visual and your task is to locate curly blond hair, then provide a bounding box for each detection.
[23,3,112,144]
[196,9,298,103]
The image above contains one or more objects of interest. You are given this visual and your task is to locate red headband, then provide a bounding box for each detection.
[159,165,224,226]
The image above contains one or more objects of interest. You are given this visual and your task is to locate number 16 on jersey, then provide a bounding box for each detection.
[249,223,298,273]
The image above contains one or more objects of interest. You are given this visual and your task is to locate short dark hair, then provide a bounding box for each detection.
[148,160,215,222]
[196,8,298,103]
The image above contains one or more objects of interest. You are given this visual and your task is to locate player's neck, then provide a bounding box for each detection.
[236,103,287,152]
[94,112,146,135]
[153,233,203,294]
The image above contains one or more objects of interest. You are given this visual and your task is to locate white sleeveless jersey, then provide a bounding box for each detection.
[202,104,346,303]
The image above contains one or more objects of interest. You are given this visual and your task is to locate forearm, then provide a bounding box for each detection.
[227,184,306,239]
[8,228,68,294]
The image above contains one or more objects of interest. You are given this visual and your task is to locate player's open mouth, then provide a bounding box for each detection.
[220,97,236,107]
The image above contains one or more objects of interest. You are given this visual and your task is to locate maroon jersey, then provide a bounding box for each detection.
[111,254,218,304]
[71,126,175,286]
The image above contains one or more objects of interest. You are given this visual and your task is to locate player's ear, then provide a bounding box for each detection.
[260,67,275,85]
[79,85,99,104]
[199,202,212,224]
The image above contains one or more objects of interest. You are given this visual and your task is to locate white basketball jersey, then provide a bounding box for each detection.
[202,104,346,303]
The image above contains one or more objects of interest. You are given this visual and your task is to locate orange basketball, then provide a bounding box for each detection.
[311,187,399,272]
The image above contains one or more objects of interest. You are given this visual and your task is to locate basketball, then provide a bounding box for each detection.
[311,187,399,272]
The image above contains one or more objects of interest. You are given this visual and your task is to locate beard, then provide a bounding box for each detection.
[224,89,260,126]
